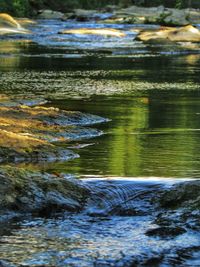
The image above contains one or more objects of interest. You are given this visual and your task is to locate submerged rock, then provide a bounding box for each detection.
[0,166,89,219]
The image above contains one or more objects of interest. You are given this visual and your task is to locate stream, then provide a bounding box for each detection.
[0,20,200,266]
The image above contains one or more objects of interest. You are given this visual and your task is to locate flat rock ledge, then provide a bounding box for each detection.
[0,97,108,163]
[0,166,90,222]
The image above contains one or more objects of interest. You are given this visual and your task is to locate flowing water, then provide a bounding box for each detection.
[1,20,200,266]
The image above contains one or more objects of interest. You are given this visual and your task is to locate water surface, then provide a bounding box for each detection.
[1,20,200,266]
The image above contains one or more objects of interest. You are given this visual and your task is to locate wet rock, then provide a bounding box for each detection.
[136,25,200,43]
[0,166,90,219]
[0,145,79,163]
[146,226,186,238]
[150,180,200,235]
[0,103,107,163]
[37,9,64,20]
[0,97,47,107]
[159,180,200,209]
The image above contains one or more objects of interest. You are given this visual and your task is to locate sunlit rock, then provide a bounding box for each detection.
[17,18,37,26]
[0,13,30,35]
[0,98,107,163]
[59,28,126,37]
[136,25,200,43]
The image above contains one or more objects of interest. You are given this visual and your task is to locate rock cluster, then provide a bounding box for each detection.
[36,5,200,27]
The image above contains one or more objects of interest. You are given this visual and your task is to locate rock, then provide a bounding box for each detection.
[136,25,200,43]
[66,9,113,22]
[159,180,200,208]
[0,166,90,218]
[37,9,64,19]
[59,28,126,37]
[17,18,37,26]
[67,9,98,21]
[150,180,200,233]
[161,8,189,26]
[111,6,193,26]
[146,226,186,238]
[62,7,199,26]
[187,9,200,24]
[0,13,30,35]
[0,101,107,163]
[0,13,21,28]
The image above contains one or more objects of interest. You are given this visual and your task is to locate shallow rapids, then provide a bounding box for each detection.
[0,178,200,267]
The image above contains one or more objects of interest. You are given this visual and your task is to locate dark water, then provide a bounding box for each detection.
[1,20,200,266]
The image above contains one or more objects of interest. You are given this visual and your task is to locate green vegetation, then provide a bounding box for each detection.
[0,0,199,17]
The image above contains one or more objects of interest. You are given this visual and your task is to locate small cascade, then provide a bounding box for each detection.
[83,178,167,216]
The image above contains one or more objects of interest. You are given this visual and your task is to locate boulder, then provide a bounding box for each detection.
[136,25,200,42]
[37,9,64,19]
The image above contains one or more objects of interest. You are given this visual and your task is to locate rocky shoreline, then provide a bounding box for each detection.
[38,5,200,26]
[0,95,107,223]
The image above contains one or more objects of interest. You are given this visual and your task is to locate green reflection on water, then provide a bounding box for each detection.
[37,95,200,179]
[1,39,200,179]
